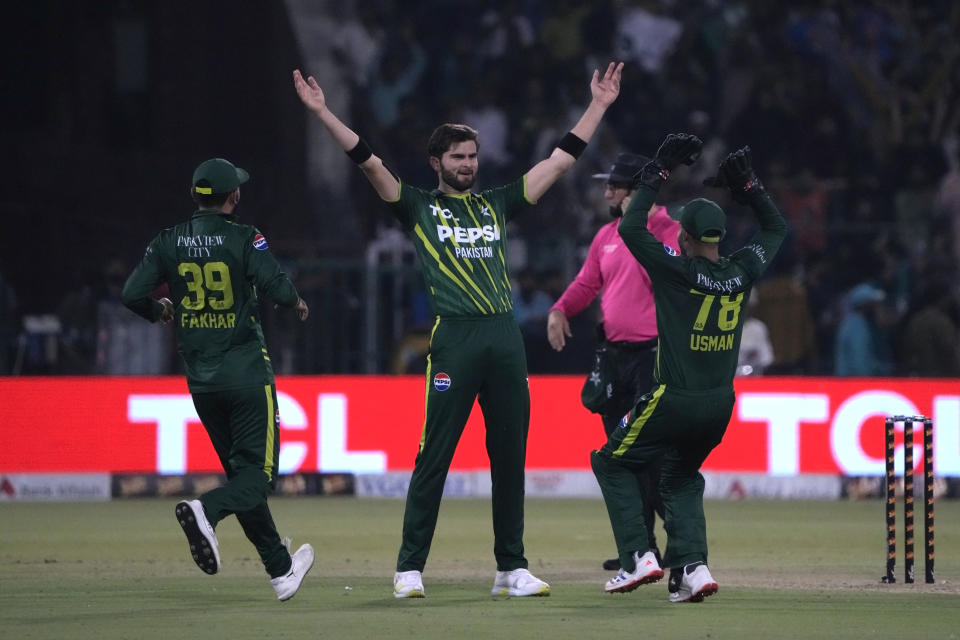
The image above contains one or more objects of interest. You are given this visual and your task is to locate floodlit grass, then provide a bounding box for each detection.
[1,497,958,639]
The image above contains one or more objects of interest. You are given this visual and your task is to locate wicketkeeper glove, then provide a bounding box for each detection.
[703,146,766,203]
[633,133,704,191]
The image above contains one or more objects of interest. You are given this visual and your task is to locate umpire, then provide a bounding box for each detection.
[121,158,313,601]
[547,152,674,570]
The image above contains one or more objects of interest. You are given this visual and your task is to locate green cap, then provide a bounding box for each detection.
[679,198,726,244]
[191,158,249,195]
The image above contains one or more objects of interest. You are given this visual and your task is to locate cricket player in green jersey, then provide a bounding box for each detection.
[121,158,314,601]
[591,136,787,602]
[293,61,623,598]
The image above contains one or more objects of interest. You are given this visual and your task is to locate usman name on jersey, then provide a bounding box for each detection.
[689,333,735,352]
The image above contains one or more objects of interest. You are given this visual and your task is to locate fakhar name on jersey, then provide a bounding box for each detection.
[180,312,236,329]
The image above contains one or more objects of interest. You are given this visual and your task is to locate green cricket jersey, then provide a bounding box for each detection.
[618,187,787,391]
[121,210,300,392]
[387,178,532,317]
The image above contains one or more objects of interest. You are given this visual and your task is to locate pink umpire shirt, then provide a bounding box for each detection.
[551,205,680,343]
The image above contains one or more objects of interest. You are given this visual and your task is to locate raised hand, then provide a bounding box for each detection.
[590,62,624,108]
[654,133,703,171]
[632,133,703,191]
[703,146,765,203]
[292,69,327,115]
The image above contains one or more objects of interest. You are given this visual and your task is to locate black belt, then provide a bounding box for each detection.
[606,338,658,351]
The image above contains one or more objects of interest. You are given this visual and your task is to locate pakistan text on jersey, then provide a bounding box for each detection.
[436,224,501,243]
[695,273,744,294]
[455,246,494,259]
[180,312,237,329]
[689,333,735,352]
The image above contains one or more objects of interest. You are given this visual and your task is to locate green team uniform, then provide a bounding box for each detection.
[121,209,301,578]
[591,185,787,571]
[387,177,534,573]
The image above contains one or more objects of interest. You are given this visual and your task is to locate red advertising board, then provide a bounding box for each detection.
[1,376,957,476]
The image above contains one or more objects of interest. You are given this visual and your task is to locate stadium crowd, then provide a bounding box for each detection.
[3,0,959,378]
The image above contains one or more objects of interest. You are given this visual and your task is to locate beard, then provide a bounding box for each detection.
[440,166,476,192]
[608,204,622,219]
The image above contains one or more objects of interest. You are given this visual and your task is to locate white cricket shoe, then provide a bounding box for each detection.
[271,543,315,601]
[604,551,664,593]
[669,562,718,603]
[394,570,425,598]
[491,568,550,597]
[175,499,220,575]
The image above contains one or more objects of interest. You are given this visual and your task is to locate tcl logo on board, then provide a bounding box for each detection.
[127,392,384,474]
[1,377,958,476]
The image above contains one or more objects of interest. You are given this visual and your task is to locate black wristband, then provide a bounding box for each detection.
[557,132,587,158]
[346,138,373,164]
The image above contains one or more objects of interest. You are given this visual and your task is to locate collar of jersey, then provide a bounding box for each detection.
[430,189,473,199]
[192,209,235,219]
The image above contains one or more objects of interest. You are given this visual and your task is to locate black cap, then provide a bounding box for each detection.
[592,152,651,187]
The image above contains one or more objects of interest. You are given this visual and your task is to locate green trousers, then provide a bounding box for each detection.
[591,384,734,571]
[599,343,663,555]
[191,384,291,578]
[397,313,531,572]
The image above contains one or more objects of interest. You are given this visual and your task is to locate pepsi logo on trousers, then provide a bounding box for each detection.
[433,372,451,391]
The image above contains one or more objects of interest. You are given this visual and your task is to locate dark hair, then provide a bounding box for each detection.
[427,123,479,159]
[190,189,231,208]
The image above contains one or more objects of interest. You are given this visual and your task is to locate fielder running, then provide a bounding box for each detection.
[121,158,313,601]
[293,61,623,598]
[591,136,787,602]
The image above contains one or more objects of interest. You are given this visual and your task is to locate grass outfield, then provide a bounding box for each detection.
[1,497,958,639]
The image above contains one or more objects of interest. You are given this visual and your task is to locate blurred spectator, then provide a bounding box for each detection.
[460,81,512,188]
[936,136,960,266]
[752,262,816,375]
[512,269,553,333]
[55,275,99,374]
[682,110,727,189]
[366,29,426,130]
[774,169,832,258]
[614,1,683,75]
[96,257,172,375]
[899,278,960,377]
[737,293,775,376]
[477,1,535,67]
[539,0,590,64]
[0,272,18,374]
[330,3,384,88]
[834,282,894,377]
